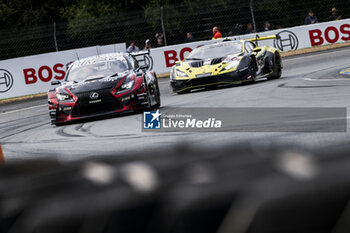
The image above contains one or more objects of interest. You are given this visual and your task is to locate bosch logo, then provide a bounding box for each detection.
[0,69,14,93]
[273,30,299,51]
[90,92,99,99]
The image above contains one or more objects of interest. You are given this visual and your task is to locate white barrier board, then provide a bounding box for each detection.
[0,19,349,99]
[0,44,126,99]
[149,18,350,74]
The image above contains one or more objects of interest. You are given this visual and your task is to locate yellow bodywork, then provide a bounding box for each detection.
[174,56,242,80]
[173,36,280,81]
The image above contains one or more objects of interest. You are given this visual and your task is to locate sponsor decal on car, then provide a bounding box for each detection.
[89,99,102,104]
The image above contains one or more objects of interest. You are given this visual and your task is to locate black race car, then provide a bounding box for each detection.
[48,52,160,126]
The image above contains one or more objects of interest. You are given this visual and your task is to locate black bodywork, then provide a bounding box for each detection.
[170,40,282,94]
[48,52,160,126]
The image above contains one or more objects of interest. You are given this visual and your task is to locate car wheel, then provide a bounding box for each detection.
[268,53,282,80]
[152,79,161,109]
[247,58,257,84]
[143,75,153,109]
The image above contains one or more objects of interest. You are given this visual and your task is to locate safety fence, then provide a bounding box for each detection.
[0,0,349,60]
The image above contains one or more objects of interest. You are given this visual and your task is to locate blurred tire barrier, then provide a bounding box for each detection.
[1,143,350,233]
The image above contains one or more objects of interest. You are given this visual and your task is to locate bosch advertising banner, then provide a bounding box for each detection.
[0,43,126,99]
[0,18,349,100]
[149,18,350,74]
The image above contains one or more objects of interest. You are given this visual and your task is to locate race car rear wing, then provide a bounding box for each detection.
[130,50,153,71]
[248,34,279,46]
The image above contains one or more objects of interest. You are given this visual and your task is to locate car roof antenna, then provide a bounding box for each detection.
[96,46,101,56]
[75,51,80,61]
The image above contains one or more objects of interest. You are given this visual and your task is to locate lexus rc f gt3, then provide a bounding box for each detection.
[170,35,282,94]
[48,52,160,126]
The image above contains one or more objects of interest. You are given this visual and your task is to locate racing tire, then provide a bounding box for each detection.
[247,58,257,84]
[151,79,161,109]
[144,74,161,110]
[268,52,282,80]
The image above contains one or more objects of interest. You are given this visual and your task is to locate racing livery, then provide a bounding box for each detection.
[170,35,282,93]
[48,52,160,126]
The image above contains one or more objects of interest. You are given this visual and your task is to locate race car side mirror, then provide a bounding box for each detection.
[252,48,262,53]
[137,64,149,73]
[140,64,149,70]
[51,81,61,85]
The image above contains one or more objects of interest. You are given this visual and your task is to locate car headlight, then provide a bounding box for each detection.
[121,79,134,89]
[175,69,188,78]
[56,93,73,102]
[117,79,134,93]
[224,60,240,70]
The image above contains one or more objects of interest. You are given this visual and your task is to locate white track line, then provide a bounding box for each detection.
[285,48,350,61]
[0,104,47,115]
[304,77,350,82]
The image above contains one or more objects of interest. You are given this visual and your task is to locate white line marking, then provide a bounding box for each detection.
[285,49,350,61]
[304,77,350,82]
[0,104,47,115]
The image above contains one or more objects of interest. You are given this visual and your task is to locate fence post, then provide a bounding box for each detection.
[250,0,257,32]
[53,22,58,52]
[160,6,168,46]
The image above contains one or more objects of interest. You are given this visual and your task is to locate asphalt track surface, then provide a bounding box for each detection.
[1,47,350,162]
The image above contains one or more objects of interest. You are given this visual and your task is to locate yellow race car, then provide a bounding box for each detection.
[170,35,282,94]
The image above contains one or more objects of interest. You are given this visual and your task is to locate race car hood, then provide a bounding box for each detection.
[174,53,243,80]
[57,76,124,94]
[183,52,242,68]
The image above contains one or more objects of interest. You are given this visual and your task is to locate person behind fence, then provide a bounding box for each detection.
[155,36,164,47]
[143,39,153,50]
[263,21,271,31]
[246,23,256,34]
[304,9,318,25]
[233,23,244,35]
[212,26,222,39]
[329,8,342,21]
[186,32,194,42]
[154,32,164,47]
[126,41,139,53]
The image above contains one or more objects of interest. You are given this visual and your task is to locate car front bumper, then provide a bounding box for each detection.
[170,69,250,93]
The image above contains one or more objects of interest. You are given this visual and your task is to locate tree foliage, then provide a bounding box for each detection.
[0,0,171,30]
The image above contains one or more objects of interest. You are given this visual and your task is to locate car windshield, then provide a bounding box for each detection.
[186,42,242,60]
[67,60,129,81]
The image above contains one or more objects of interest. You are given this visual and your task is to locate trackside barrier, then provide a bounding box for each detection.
[0,18,349,100]
[149,18,350,74]
[0,43,126,100]
[0,143,5,165]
